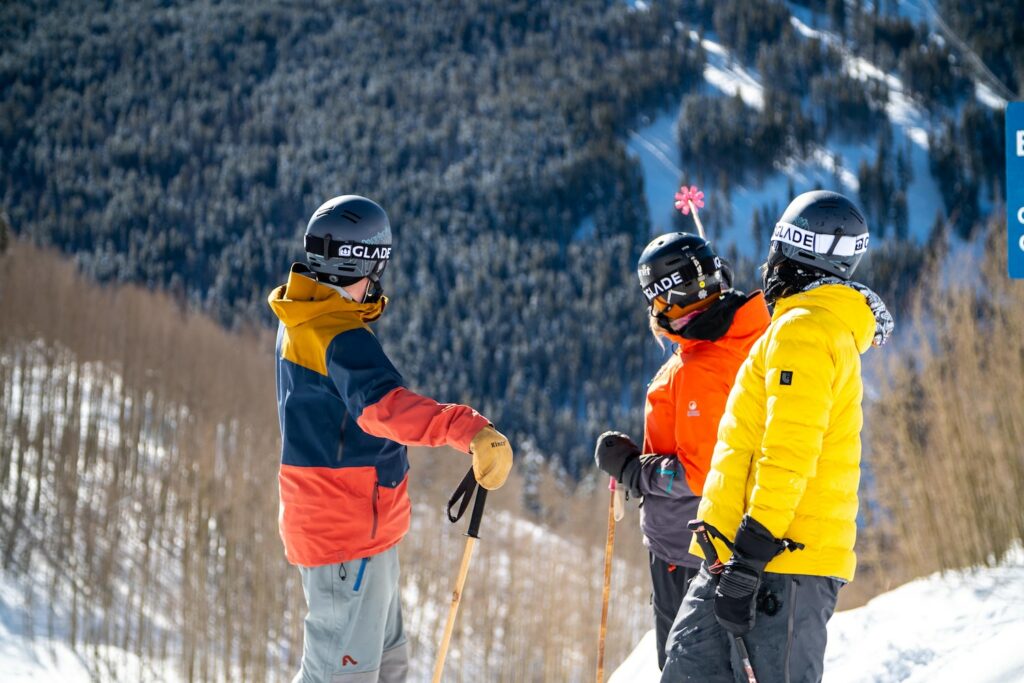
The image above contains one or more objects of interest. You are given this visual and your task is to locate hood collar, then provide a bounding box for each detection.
[773,283,882,353]
[267,263,387,327]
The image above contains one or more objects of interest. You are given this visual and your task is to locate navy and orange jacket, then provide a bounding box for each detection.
[637,292,771,566]
[268,264,489,567]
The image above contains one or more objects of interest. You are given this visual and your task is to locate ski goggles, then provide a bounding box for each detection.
[650,292,717,321]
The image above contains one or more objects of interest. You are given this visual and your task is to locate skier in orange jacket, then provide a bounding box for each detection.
[595,232,770,670]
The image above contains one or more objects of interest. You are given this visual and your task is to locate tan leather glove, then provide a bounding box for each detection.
[469,426,513,490]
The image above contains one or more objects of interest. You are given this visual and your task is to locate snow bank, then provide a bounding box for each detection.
[825,548,1024,682]
[610,548,1024,682]
[0,570,180,683]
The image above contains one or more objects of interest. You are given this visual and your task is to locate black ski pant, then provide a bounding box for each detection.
[660,563,842,683]
[650,553,699,671]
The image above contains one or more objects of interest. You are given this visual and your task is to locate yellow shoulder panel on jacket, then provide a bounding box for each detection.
[280,316,368,376]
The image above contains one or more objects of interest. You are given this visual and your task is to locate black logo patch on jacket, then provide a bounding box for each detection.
[780,370,793,386]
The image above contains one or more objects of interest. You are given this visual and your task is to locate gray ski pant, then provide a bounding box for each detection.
[650,553,699,671]
[292,546,409,683]
[660,563,842,683]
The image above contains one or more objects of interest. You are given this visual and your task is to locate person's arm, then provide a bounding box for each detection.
[357,387,488,452]
[633,454,691,498]
[326,328,488,452]
[747,315,835,539]
[594,436,693,499]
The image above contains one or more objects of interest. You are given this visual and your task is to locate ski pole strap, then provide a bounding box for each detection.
[688,519,805,574]
[447,468,477,524]
[687,519,733,574]
[467,485,487,540]
[446,467,488,539]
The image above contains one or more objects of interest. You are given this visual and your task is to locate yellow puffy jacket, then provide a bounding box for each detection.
[691,284,877,581]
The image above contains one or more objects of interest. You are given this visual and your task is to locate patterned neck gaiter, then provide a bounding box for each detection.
[803,277,895,347]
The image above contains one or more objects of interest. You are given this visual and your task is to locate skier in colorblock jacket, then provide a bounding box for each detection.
[660,191,894,683]
[594,232,770,670]
[268,195,513,683]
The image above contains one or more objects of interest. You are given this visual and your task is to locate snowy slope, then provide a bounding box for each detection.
[610,548,1024,682]
[0,569,181,683]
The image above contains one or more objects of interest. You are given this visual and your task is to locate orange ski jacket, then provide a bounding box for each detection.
[638,292,770,565]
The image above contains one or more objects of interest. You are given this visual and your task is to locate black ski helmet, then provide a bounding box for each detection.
[304,195,392,298]
[637,232,727,329]
[765,191,869,280]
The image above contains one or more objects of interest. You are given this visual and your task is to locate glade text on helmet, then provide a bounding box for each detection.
[334,244,392,261]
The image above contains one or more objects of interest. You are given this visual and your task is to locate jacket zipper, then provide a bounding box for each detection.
[784,577,798,683]
[337,412,347,463]
[370,481,379,539]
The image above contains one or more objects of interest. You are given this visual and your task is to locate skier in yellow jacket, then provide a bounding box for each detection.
[661,191,894,682]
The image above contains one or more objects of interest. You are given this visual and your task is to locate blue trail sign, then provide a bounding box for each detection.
[1008,102,1024,278]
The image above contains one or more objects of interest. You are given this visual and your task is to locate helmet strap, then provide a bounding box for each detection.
[363,272,384,303]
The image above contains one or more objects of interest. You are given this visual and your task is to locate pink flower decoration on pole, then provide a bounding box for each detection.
[674,185,705,216]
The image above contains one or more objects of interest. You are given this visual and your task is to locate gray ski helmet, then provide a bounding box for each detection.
[766,191,869,279]
[637,232,727,325]
[304,195,392,288]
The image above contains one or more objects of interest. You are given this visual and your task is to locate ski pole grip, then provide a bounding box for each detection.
[688,519,722,569]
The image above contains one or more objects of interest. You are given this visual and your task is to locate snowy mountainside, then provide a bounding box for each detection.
[1,342,189,682]
[626,2,1003,256]
[610,547,1024,682]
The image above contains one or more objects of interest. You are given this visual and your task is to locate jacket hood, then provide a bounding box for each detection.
[773,283,876,353]
[667,291,771,355]
[267,263,387,328]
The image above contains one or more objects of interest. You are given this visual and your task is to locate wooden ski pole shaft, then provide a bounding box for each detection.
[596,477,618,683]
[433,470,488,683]
[432,535,477,683]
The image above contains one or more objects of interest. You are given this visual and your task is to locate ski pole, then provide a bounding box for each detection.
[612,476,625,523]
[433,468,488,683]
[596,477,620,683]
[674,185,706,239]
[734,635,758,683]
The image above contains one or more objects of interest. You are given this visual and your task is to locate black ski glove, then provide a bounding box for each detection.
[594,431,642,498]
[714,515,787,635]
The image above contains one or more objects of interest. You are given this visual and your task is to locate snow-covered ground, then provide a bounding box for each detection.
[0,569,181,683]
[610,547,1024,682]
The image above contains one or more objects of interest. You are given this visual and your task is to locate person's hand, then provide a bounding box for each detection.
[469,426,513,490]
[594,431,642,497]
[714,516,787,635]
